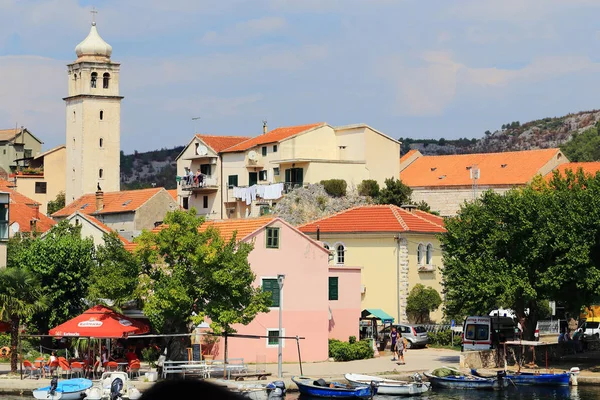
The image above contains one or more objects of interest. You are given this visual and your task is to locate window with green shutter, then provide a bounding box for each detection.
[266,227,279,249]
[262,278,280,307]
[228,175,238,188]
[329,277,339,301]
[267,329,280,345]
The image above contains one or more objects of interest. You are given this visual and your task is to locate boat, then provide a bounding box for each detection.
[292,376,376,398]
[345,373,430,396]
[213,379,286,400]
[423,367,508,390]
[471,368,572,386]
[84,372,141,400]
[33,377,93,400]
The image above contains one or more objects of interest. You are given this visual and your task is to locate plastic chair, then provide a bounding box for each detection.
[23,360,41,379]
[91,360,101,379]
[105,361,118,372]
[127,361,141,380]
[71,362,84,378]
[58,359,72,378]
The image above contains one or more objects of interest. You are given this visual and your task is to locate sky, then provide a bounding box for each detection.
[2,0,600,154]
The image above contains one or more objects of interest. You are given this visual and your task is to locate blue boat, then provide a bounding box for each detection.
[291,376,376,398]
[424,368,508,390]
[33,377,93,400]
[471,369,571,386]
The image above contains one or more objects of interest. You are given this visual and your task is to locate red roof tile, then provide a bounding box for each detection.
[545,162,600,180]
[0,179,39,205]
[53,188,165,217]
[199,216,276,241]
[298,205,446,234]
[400,149,420,164]
[10,203,55,234]
[167,189,177,201]
[196,135,249,153]
[400,148,563,187]
[221,123,325,152]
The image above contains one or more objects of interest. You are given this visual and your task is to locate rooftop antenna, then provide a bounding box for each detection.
[262,120,268,134]
[192,117,201,134]
[90,6,98,25]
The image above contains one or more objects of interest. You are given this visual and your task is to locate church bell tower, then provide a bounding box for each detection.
[65,14,122,203]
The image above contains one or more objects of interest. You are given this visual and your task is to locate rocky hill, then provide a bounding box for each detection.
[120,146,183,190]
[403,109,600,156]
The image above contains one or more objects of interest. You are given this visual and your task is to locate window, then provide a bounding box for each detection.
[0,204,8,241]
[336,244,345,265]
[267,329,281,346]
[465,324,490,341]
[73,110,76,122]
[328,277,339,301]
[273,145,278,153]
[273,167,280,176]
[426,243,433,265]
[100,110,104,120]
[259,170,267,181]
[35,182,47,194]
[228,175,238,188]
[24,149,32,158]
[103,72,110,89]
[262,279,280,307]
[417,243,425,265]
[266,227,279,249]
[261,146,267,156]
[91,72,97,88]
[99,138,104,148]
[203,195,208,209]
[323,243,330,250]
[99,168,103,179]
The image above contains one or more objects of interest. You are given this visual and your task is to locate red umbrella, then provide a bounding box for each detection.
[49,305,150,338]
[0,321,10,333]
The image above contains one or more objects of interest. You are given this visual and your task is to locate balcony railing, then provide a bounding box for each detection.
[181,175,218,191]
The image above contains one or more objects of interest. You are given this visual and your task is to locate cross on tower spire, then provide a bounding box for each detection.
[90,7,98,25]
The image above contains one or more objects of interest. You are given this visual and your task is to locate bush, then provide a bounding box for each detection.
[358,180,380,197]
[428,330,453,346]
[141,347,160,368]
[320,180,347,197]
[328,338,374,361]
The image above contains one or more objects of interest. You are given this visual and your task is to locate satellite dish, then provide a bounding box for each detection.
[196,145,208,156]
[11,222,19,233]
[248,150,258,161]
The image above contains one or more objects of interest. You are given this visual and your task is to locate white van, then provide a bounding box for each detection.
[462,316,517,351]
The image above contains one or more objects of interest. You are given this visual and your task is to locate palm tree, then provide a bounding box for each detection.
[0,268,48,373]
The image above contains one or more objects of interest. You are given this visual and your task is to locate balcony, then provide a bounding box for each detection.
[418,265,437,272]
[181,175,219,192]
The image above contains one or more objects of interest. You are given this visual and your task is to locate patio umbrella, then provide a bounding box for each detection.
[49,305,150,338]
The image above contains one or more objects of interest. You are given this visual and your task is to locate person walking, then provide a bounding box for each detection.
[397,336,407,365]
[390,326,399,361]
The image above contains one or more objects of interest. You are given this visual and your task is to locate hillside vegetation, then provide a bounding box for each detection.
[120,146,183,190]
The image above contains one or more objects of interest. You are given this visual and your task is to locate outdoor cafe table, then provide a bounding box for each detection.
[117,362,129,371]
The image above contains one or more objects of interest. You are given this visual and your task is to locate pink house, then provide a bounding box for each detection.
[202,217,361,363]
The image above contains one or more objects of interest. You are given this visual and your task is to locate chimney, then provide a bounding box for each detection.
[316,225,320,241]
[401,204,417,214]
[96,190,104,211]
[34,203,40,220]
[262,120,268,134]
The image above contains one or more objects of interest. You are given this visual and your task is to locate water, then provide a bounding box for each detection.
[284,386,600,400]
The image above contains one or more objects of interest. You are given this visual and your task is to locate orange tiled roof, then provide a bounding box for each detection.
[221,123,326,153]
[545,162,600,180]
[400,148,562,187]
[0,179,40,205]
[77,213,130,244]
[298,205,446,234]
[400,149,419,164]
[167,189,177,201]
[0,128,21,141]
[199,216,276,242]
[53,188,164,217]
[196,135,249,153]
[10,203,55,234]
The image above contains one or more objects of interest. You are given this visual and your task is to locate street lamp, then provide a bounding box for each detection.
[277,274,285,378]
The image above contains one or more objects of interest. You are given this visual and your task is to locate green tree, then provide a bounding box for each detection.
[46,191,65,216]
[406,284,442,323]
[560,126,600,162]
[9,221,95,336]
[441,172,600,339]
[136,209,271,358]
[0,268,48,372]
[376,178,413,206]
[357,179,380,198]
[87,232,140,307]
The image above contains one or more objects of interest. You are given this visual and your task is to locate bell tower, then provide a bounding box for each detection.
[65,12,122,203]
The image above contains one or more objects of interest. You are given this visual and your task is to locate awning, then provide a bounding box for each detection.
[362,309,395,324]
[49,305,150,338]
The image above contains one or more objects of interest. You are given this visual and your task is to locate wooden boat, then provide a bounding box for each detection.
[424,367,508,390]
[344,373,430,395]
[471,369,571,386]
[84,372,141,400]
[292,376,376,398]
[213,379,285,400]
[33,377,93,400]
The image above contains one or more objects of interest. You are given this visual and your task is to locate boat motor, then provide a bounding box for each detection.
[412,373,423,383]
[49,376,58,396]
[266,381,286,398]
[110,377,124,400]
[570,367,580,386]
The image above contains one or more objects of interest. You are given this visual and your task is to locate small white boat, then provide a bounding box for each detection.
[345,373,431,395]
[84,372,141,400]
[213,379,286,400]
[34,377,93,400]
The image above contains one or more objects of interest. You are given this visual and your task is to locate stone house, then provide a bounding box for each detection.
[0,128,43,174]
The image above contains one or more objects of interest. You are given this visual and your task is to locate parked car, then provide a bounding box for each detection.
[379,324,429,349]
[582,320,600,339]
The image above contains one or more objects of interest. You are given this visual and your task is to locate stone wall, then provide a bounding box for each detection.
[411,186,514,217]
